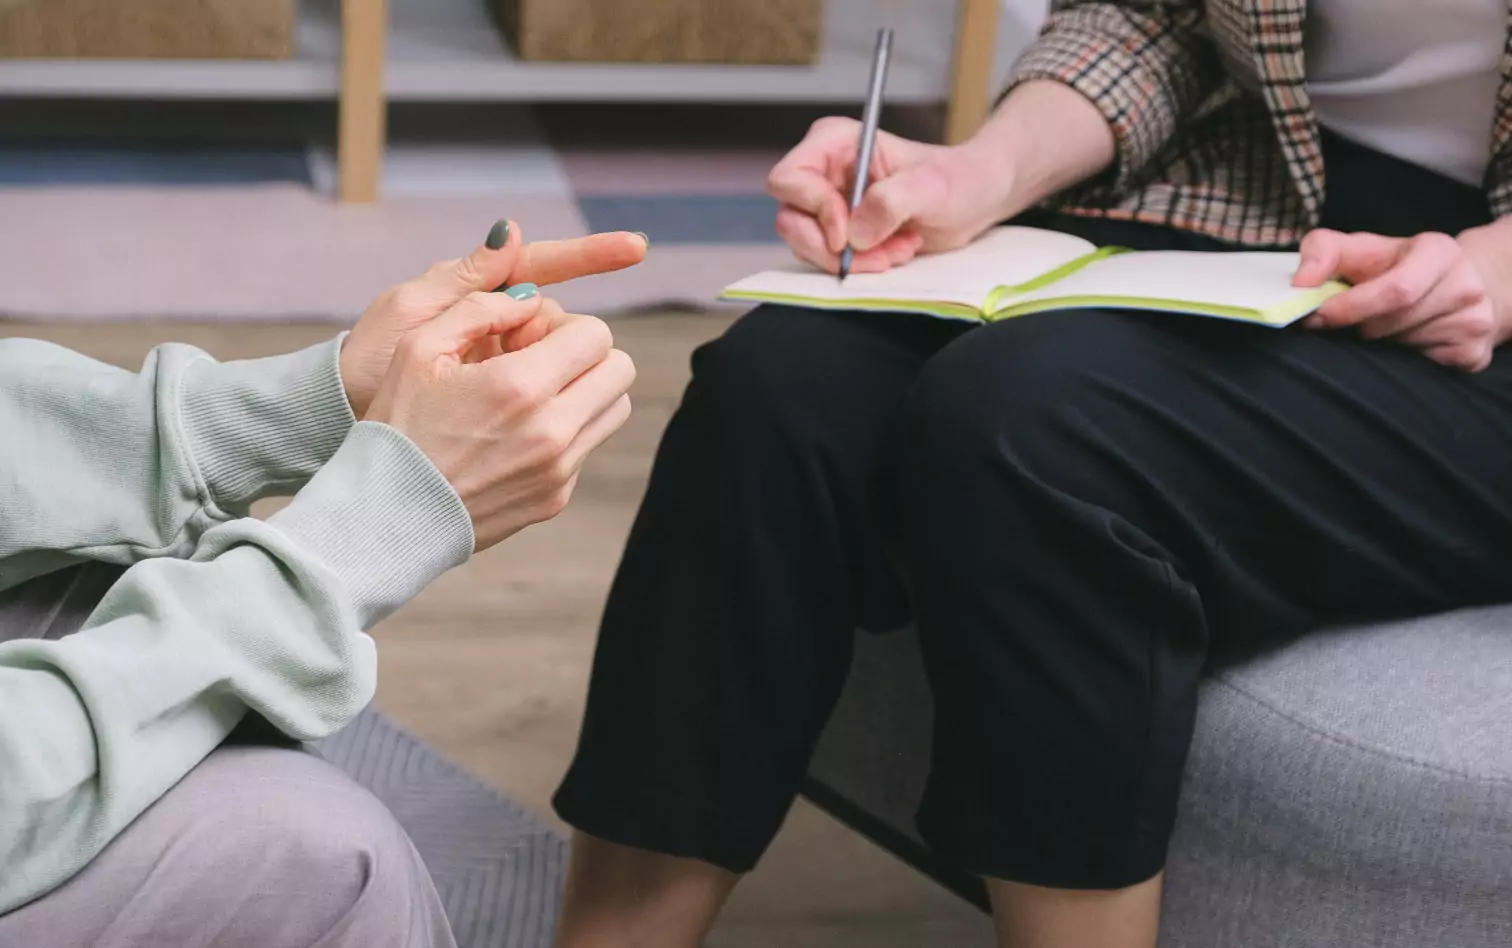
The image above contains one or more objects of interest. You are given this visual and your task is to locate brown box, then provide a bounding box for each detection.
[493,0,822,65]
[0,0,295,59]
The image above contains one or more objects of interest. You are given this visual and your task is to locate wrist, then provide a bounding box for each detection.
[338,335,372,418]
[1459,222,1512,343]
[961,79,1117,215]
[952,124,1025,222]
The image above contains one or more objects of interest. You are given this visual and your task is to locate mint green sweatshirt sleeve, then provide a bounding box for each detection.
[0,339,476,914]
[0,335,357,591]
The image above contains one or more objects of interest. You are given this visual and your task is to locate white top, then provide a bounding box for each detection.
[1305,0,1504,186]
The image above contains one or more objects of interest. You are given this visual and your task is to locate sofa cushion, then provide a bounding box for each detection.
[808,610,1512,946]
[1163,607,1512,947]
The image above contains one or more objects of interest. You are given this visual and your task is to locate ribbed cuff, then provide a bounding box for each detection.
[180,336,356,511]
[267,421,475,629]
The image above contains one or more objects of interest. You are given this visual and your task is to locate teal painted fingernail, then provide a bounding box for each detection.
[633,231,650,247]
[486,219,511,250]
[505,283,538,301]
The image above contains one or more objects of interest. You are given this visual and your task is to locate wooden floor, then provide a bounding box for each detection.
[6,315,993,947]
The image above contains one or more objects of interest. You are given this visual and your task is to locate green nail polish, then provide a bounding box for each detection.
[633,231,650,247]
[505,282,538,301]
[486,219,511,250]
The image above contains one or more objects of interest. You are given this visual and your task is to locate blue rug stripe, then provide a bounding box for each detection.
[0,144,311,186]
[577,194,783,245]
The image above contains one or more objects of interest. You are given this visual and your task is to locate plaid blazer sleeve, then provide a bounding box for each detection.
[1007,1,1226,195]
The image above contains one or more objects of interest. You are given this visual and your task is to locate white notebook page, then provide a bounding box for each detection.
[1006,251,1309,312]
[724,227,1096,310]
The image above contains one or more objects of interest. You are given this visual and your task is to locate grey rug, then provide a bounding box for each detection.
[315,710,567,948]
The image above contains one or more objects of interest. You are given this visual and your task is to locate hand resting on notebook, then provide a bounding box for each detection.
[1294,227,1512,372]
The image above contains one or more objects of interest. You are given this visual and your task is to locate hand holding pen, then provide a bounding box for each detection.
[766,29,1005,277]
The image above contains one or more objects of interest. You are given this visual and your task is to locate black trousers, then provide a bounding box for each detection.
[553,134,1512,888]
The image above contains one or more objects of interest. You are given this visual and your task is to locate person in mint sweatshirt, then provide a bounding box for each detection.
[0,220,646,948]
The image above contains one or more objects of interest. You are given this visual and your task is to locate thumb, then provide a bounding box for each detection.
[1294,229,1344,287]
[426,218,527,301]
[413,285,544,360]
[849,164,947,252]
[1296,229,1404,286]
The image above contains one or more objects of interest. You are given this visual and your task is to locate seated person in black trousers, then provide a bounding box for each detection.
[550,2,1512,946]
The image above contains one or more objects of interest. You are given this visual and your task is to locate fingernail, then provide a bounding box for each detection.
[486,219,511,250]
[505,282,538,301]
[633,231,650,248]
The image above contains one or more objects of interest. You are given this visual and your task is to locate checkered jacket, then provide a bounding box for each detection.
[1009,0,1512,247]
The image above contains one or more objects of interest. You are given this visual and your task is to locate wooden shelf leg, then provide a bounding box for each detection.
[945,0,1001,145]
[338,0,389,203]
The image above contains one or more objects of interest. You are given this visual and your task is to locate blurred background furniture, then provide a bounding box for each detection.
[0,0,1005,204]
[493,0,823,65]
[806,616,1512,946]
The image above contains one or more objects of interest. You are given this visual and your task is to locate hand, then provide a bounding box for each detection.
[1295,229,1512,372]
[340,220,647,416]
[366,290,636,552]
[766,117,1009,274]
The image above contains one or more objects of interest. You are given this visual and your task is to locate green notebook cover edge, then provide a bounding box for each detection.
[720,289,984,321]
[986,281,1348,326]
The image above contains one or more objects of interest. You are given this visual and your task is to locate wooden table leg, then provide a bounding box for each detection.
[338,0,389,203]
[945,0,1001,145]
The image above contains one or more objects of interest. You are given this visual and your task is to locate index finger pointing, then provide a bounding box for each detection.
[508,232,649,288]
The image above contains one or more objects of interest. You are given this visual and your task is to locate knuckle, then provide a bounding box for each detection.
[1452,268,1489,309]
[452,255,486,287]
[390,283,429,314]
[1453,347,1488,371]
[1378,277,1416,311]
[607,348,637,386]
[810,115,852,137]
[525,421,573,463]
[539,486,573,520]
[1415,231,1458,255]
[546,454,576,488]
[580,316,615,355]
[489,370,542,407]
[1466,307,1497,338]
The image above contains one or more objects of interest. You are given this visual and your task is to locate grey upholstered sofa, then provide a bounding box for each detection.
[805,613,1512,947]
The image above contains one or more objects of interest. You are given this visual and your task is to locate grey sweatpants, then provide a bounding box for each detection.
[0,564,458,948]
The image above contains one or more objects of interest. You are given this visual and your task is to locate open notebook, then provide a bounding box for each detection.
[723,226,1347,327]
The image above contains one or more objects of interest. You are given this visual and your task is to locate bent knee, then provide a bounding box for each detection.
[203,747,414,871]
[901,310,1173,471]
[689,305,936,439]
[176,747,443,946]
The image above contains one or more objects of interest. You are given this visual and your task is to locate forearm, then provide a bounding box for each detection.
[956,79,1118,221]
[984,1,1223,205]
[0,337,353,590]
[0,421,472,914]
